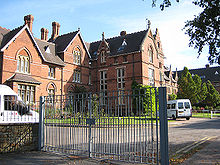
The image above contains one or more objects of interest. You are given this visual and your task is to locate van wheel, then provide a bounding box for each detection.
[186,117,190,120]
[172,115,176,120]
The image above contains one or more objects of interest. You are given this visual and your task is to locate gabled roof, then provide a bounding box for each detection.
[177,66,220,82]
[89,30,148,59]
[51,31,79,52]
[0,25,24,50]
[0,25,45,63]
[35,38,65,66]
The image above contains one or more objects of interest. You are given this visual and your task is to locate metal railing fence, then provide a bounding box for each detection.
[39,87,168,164]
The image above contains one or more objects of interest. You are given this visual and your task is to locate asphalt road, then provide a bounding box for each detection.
[168,117,220,158]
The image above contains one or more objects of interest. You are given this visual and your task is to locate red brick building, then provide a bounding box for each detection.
[0,15,177,104]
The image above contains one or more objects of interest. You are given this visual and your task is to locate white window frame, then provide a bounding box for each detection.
[100,70,107,105]
[73,70,81,83]
[100,51,106,63]
[117,68,125,105]
[149,68,155,87]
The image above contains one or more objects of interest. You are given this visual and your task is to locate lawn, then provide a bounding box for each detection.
[45,116,159,126]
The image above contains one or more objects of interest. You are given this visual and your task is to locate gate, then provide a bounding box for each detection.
[39,87,168,164]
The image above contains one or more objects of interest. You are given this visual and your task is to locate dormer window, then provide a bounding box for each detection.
[215,71,219,75]
[101,51,106,63]
[45,46,51,54]
[118,39,127,52]
[73,47,81,65]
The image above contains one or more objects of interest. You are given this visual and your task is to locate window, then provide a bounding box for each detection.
[73,47,81,65]
[100,70,107,105]
[157,42,160,49]
[47,83,55,103]
[167,104,171,109]
[184,102,190,109]
[171,103,176,109]
[73,70,81,83]
[100,51,106,63]
[48,66,55,78]
[114,57,118,64]
[148,68,154,86]
[123,56,127,63]
[117,68,125,105]
[117,68,125,89]
[148,46,153,63]
[88,72,91,85]
[16,49,30,73]
[178,102,184,109]
[4,95,17,111]
[18,84,35,103]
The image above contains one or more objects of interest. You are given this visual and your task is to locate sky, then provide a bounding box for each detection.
[0,0,218,70]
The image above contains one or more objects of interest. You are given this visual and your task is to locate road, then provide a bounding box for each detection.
[168,117,220,158]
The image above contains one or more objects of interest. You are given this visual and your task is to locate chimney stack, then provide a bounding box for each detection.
[41,28,49,41]
[24,15,34,32]
[120,31,126,36]
[51,22,60,41]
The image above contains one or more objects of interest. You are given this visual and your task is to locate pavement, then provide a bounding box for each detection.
[0,118,220,165]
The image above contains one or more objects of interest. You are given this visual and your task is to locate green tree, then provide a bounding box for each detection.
[204,80,220,107]
[150,0,220,64]
[192,74,202,103]
[200,82,208,102]
[177,67,196,104]
[168,93,177,100]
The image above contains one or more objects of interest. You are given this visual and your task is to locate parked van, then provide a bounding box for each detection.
[0,85,39,123]
[167,99,192,120]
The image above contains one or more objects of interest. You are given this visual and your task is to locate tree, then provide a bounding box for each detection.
[168,93,177,100]
[177,67,196,103]
[150,0,220,64]
[192,74,202,103]
[204,80,220,107]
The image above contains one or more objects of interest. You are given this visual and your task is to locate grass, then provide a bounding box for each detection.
[45,116,159,125]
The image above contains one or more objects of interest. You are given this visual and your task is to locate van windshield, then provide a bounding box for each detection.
[184,102,190,109]
[178,102,184,109]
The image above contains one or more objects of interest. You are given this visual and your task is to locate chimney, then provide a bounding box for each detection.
[51,22,60,40]
[205,64,210,68]
[120,31,126,36]
[24,15,34,32]
[41,28,49,41]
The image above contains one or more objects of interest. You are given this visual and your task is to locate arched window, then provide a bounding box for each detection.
[47,83,56,103]
[148,46,153,63]
[17,48,30,73]
[73,47,81,65]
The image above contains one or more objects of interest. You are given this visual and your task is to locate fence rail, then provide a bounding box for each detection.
[192,110,220,119]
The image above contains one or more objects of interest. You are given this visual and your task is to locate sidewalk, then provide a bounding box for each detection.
[180,136,220,165]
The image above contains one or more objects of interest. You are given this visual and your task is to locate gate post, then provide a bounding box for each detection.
[159,87,169,165]
[38,96,45,151]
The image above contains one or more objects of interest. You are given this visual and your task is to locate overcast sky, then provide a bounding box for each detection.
[1,0,218,70]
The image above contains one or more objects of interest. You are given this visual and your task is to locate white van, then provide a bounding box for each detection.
[167,99,192,120]
[0,85,39,123]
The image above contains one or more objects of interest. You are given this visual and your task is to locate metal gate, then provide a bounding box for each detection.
[39,87,168,164]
